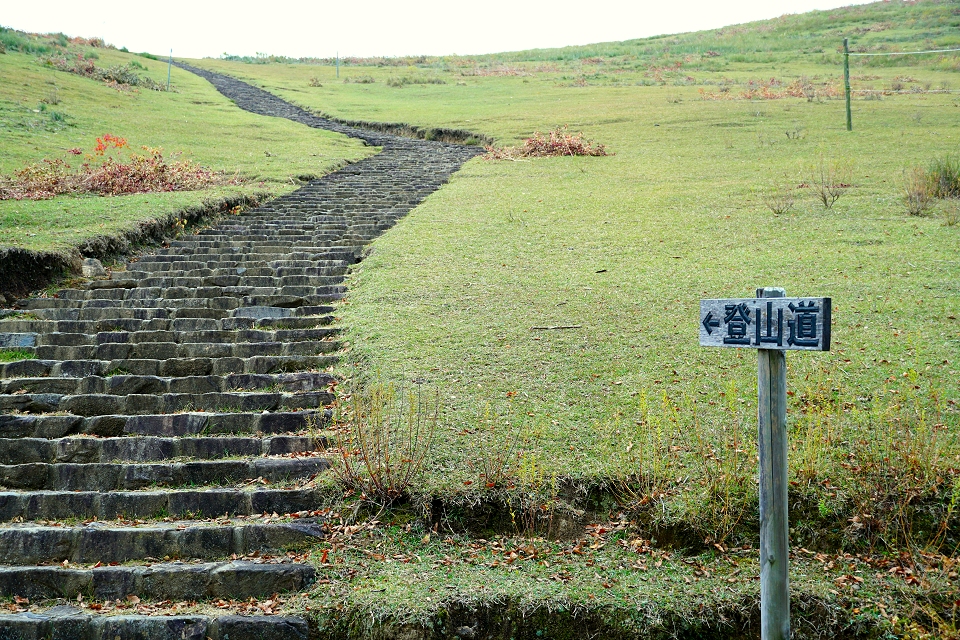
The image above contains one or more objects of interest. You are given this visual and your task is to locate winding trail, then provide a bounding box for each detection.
[0,66,482,638]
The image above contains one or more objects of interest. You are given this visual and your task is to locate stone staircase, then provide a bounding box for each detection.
[0,67,482,638]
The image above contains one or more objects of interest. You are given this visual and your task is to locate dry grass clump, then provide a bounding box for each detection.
[0,134,233,200]
[485,126,608,160]
[902,155,960,216]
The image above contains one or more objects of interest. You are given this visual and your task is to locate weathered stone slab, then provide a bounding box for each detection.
[0,333,37,348]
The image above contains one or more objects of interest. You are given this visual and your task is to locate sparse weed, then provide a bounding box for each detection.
[331,381,437,506]
[903,166,935,216]
[760,181,796,215]
[943,200,959,227]
[928,155,960,199]
[385,75,446,88]
[0,349,36,362]
[471,400,523,489]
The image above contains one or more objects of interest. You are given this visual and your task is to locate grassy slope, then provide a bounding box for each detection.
[184,5,960,631]
[190,0,960,503]
[0,35,374,252]
[9,2,960,633]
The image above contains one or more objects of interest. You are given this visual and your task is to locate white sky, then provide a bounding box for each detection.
[2,0,876,59]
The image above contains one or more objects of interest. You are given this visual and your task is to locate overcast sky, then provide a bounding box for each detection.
[3,0,875,59]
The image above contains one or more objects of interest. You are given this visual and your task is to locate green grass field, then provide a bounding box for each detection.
[3,2,960,633]
[0,31,373,253]
[190,1,960,548]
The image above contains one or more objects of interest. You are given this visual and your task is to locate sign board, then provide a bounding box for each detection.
[699,297,831,351]
[699,288,832,640]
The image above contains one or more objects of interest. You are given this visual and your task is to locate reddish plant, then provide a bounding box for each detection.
[0,135,236,200]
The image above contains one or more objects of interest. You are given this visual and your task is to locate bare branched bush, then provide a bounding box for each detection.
[761,184,796,215]
[807,156,852,209]
[471,400,523,489]
[331,381,437,505]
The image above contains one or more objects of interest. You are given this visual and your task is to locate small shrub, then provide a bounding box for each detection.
[386,75,446,88]
[42,54,167,91]
[308,77,322,87]
[929,155,960,198]
[485,126,609,160]
[903,166,935,216]
[40,88,60,105]
[761,185,796,215]
[806,156,852,209]
[331,381,437,505]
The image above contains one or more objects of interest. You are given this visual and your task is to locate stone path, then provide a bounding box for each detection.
[0,66,482,638]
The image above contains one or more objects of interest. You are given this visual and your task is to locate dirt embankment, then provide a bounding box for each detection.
[0,193,266,304]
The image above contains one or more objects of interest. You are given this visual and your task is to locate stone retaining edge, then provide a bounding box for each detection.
[0,192,269,305]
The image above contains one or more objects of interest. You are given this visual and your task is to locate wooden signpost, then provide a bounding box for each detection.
[700,288,832,640]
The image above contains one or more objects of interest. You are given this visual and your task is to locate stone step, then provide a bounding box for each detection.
[124,253,358,273]
[21,292,344,312]
[1,371,334,396]
[54,284,347,303]
[0,313,334,336]
[0,560,315,601]
[0,456,329,491]
[1,353,337,380]
[0,519,324,564]
[1,410,325,439]
[0,434,325,464]
[0,390,331,416]
[34,326,338,346]
[0,488,324,521]
[30,338,340,361]
[0,611,309,640]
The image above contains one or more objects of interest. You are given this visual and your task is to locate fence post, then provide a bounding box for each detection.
[167,49,172,92]
[844,38,852,131]
[336,51,339,79]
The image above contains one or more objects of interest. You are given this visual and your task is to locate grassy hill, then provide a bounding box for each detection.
[0,28,372,255]
[2,1,959,636]
[181,2,960,636]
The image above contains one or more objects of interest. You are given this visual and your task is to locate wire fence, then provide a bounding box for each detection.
[848,47,960,57]
[842,41,958,130]
[852,89,960,94]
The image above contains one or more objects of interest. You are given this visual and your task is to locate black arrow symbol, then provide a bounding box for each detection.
[702,312,720,335]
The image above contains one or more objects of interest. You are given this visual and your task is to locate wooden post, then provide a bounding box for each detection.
[167,49,172,92]
[843,38,852,131]
[336,51,340,79]
[757,286,789,640]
